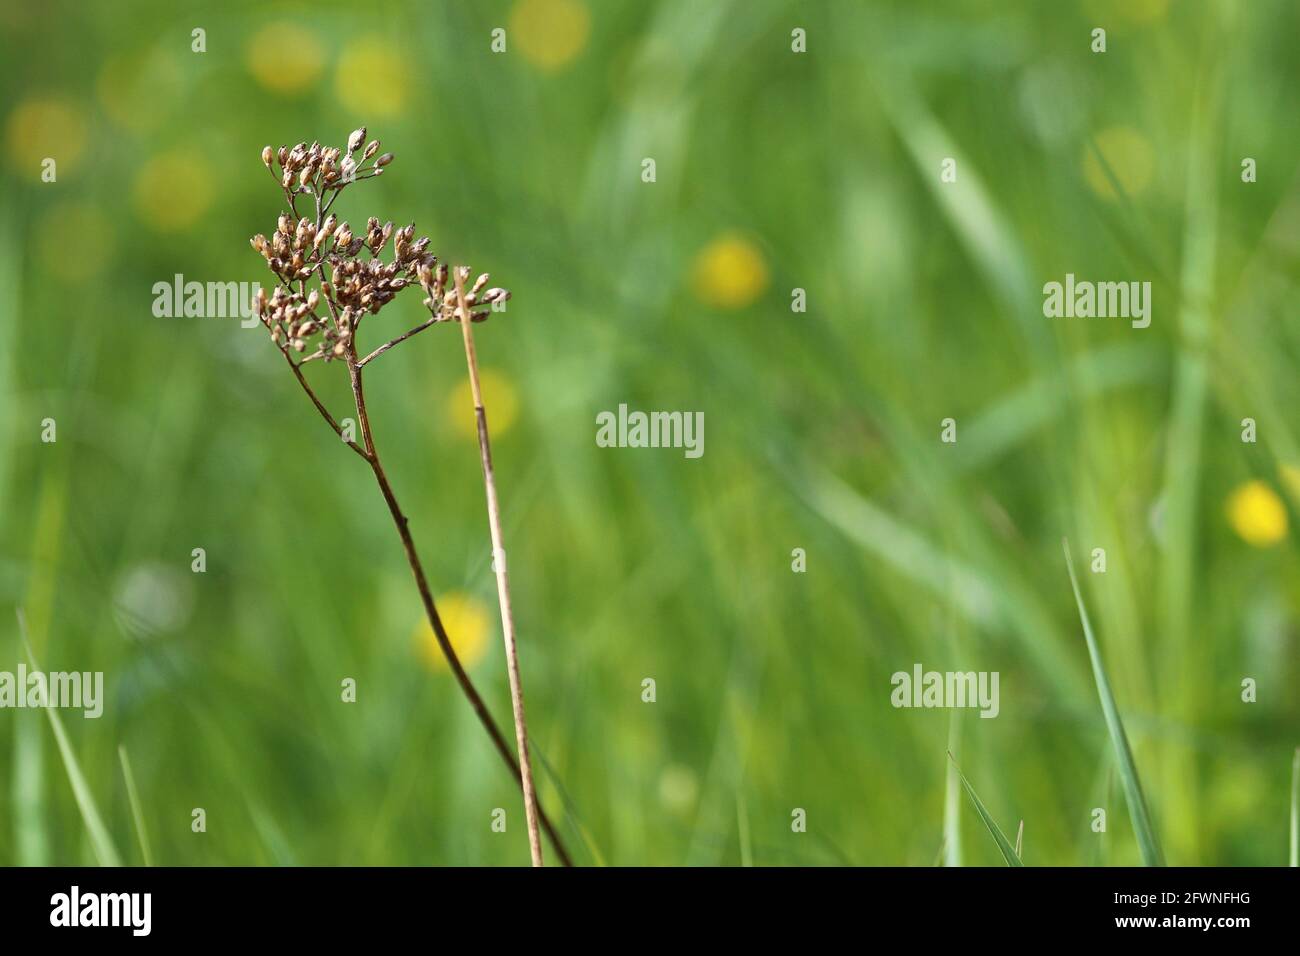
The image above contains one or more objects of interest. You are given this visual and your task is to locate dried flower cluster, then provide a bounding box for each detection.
[249,126,510,365]
[247,127,557,867]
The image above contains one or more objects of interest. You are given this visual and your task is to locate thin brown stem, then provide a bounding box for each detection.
[452,269,544,867]
[342,342,568,866]
[356,316,440,368]
[282,350,370,461]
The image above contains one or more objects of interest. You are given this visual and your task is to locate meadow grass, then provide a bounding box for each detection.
[0,0,1296,866]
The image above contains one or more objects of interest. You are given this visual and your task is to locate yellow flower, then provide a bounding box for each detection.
[335,36,411,116]
[692,233,769,309]
[447,368,519,439]
[1082,126,1155,200]
[133,149,214,232]
[37,201,113,281]
[416,592,491,671]
[1226,480,1288,547]
[510,0,591,73]
[247,22,325,95]
[6,95,87,173]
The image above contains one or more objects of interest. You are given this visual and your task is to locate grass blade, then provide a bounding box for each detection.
[942,710,963,866]
[12,714,49,865]
[118,745,154,867]
[18,609,122,867]
[948,752,1023,867]
[1014,819,1024,861]
[1063,540,1165,866]
[1290,748,1298,867]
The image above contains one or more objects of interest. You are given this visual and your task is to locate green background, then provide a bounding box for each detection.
[0,0,1297,866]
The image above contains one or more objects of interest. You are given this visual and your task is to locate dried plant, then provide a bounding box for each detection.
[249,128,561,866]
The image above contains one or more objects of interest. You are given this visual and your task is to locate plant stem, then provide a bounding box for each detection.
[291,345,571,866]
[452,269,544,867]
[356,316,440,368]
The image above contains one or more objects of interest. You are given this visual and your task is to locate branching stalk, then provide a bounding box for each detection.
[251,127,571,866]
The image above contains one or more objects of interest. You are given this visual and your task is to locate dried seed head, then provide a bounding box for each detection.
[252,127,514,363]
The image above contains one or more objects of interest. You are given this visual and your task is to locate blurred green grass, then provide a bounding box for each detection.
[0,0,1297,865]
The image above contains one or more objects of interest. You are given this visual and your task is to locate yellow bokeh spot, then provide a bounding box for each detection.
[98,52,183,133]
[416,592,492,671]
[1226,480,1288,548]
[37,202,113,281]
[510,0,591,73]
[133,149,215,232]
[6,96,87,174]
[692,233,769,309]
[335,36,411,116]
[1123,0,1170,22]
[447,368,519,439]
[247,22,325,95]
[1083,126,1155,200]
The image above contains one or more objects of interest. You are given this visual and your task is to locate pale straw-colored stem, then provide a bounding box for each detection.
[453,269,544,867]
